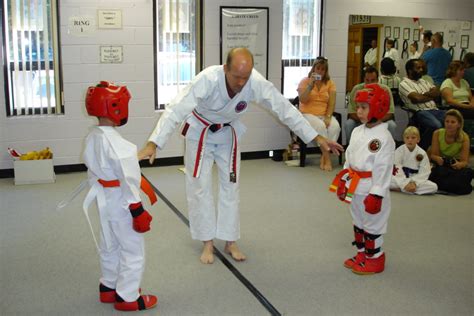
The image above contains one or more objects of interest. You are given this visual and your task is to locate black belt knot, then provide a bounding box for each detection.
[209,123,230,133]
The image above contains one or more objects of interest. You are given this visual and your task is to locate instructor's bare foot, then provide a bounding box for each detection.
[200,240,214,264]
[224,241,247,262]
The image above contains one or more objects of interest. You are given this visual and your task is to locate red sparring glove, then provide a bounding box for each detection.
[129,202,153,233]
[337,179,348,201]
[364,194,383,214]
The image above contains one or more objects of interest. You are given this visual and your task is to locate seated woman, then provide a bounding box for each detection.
[440,60,474,119]
[379,57,401,89]
[297,57,341,171]
[428,109,473,195]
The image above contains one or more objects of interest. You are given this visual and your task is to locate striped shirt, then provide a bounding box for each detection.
[399,77,438,111]
[379,74,401,89]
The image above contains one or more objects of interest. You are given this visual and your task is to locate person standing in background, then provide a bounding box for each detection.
[364,40,378,70]
[421,32,451,86]
[383,40,400,73]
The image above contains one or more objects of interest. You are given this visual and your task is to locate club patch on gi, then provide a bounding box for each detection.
[235,101,247,113]
[368,139,381,152]
[416,154,424,161]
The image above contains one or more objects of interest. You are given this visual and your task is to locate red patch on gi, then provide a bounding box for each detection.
[368,139,381,152]
[235,101,247,113]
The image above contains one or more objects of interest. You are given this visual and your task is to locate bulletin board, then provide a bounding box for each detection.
[220,6,269,78]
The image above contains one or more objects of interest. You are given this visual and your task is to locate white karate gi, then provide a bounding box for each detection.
[148,65,317,241]
[390,144,438,194]
[364,48,377,67]
[344,123,395,236]
[83,126,145,302]
[384,48,400,71]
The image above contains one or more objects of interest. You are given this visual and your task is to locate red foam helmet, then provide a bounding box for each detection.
[354,83,390,121]
[85,81,131,126]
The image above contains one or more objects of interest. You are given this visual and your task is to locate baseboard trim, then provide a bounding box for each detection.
[0,150,284,179]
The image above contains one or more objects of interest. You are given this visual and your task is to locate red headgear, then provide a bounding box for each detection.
[354,83,390,121]
[85,81,131,126]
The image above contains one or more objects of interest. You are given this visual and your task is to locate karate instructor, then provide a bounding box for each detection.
[139,48,343,264]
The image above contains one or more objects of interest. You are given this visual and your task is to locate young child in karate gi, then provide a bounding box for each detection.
[330,83,395,275]
[83,81,157,311]
[391,126,437,194]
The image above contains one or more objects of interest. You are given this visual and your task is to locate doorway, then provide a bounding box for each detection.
[345,24,382,93]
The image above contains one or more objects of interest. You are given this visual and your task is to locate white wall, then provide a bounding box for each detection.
[1,0,159,170]
[323,0,474,142]
[1,0,473,169]
[0,0,287,170]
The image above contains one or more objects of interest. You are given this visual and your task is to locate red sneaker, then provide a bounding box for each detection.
[99,284,142,303]
[343,252,365,269]
[99,283,116,303]
[114,294,158,311]
[352,253,385,275]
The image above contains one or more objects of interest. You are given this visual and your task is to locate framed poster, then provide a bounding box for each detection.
[461,35,469,49]
[384,26,391,38]
[220,6,269,78]
[403,28,410,40]
[413,29,420,41]
[393,27,400,39]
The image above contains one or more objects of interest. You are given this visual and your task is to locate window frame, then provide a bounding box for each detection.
[280,0,324,97]
[1,0,64,117]
[152,0,203,111]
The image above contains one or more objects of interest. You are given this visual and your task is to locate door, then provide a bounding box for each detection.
[346,26,362,93]
[346,24,383,93]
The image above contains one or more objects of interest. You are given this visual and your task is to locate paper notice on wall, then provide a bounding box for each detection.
[68,16,96,36]
[221,8,268,78]
[355,46,360,54]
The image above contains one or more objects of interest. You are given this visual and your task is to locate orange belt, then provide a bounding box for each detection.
[329,168,372,203]
[98,176,157,205]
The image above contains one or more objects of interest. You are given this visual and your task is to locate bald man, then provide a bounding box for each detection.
[139,48,343,264]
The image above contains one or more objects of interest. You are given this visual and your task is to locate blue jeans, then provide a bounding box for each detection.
[414,109,446,149]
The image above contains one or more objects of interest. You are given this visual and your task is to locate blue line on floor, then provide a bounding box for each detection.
[143,174,281,316]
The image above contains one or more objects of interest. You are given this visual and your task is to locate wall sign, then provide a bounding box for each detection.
[98,10,122,29]
[351,15,371,25]
[68,16,95,36]
[100,46,123,63]
[220,6,269,78]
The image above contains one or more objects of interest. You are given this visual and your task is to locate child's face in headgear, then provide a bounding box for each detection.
[356,103,370,123]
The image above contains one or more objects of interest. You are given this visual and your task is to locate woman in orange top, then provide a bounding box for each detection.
[298,57,341,171]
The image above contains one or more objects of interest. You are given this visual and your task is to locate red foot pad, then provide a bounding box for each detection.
[99,283,116,303]
[343,252,366,269]
[352,253,385,275]
[114,295,158,311]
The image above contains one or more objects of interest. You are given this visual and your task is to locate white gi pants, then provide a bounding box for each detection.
[350,194,391,235]
[389,177,438,195]
[185,138,241,241]
[99,216,145,302]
